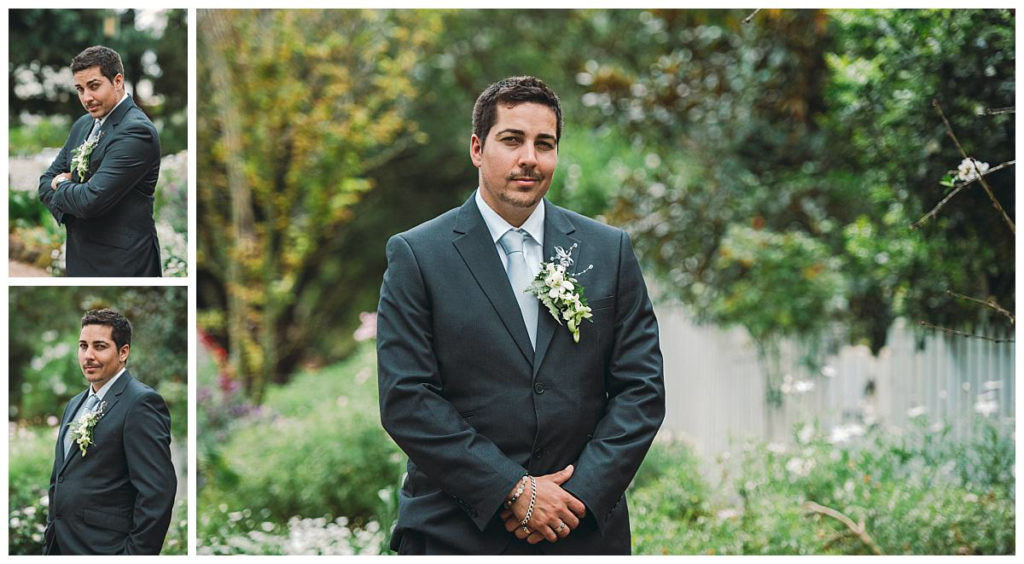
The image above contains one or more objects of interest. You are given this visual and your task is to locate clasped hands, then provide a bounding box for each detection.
[501,464,586,545]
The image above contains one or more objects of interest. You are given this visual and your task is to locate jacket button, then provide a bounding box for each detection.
[58,477,64,483]
[534,383,545,394]
[534,449,545,459]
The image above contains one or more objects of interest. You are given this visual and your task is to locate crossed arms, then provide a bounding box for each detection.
[39,119,158,224]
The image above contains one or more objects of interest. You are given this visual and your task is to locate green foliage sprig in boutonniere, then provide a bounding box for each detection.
[526,244,594,343]
[69,132,102,181]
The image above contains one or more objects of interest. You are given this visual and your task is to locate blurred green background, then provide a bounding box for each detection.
[7,9,188,277]
[195,9,1014,554]
[8,286,188,555]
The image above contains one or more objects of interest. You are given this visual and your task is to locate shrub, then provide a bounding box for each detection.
[8,425,55,555]
[629,415,1013,555]
[198,344,404,554]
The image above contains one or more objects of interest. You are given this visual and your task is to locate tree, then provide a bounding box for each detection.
[197,10,439,402]
[9,9,188,154]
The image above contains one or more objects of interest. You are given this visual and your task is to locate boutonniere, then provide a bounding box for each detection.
[526,243,595,343]
[69,400,107,457]
[70,131,103,181]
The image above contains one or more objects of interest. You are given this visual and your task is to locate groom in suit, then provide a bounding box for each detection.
[377,76,665,554]
[38,45,162,277]
[44,309,176,555]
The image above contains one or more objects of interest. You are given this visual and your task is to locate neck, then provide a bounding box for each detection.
[480,191,536,228]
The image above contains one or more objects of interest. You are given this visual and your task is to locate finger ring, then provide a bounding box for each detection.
[521,525,531,535]
[555,522,566,532]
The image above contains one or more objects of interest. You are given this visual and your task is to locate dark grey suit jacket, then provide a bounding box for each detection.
[38,96,162,277]
[44,372,176,555]
[377,196,665,554]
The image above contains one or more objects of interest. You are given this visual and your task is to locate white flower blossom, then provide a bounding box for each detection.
[956,158,990,183]
[786,456,815,477]
[907,405,927,419]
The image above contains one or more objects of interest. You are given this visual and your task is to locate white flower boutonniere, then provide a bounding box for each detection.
[526,243,594,343]
[69,132,102,181]
[69,400,106,457]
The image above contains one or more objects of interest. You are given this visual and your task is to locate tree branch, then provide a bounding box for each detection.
[932,99,1015,234]
[918,321,1014,343]
[911,159,1015,229]
[984,106,1014,115]
[744,9,762,24]
[945,290,1015,325]
[804,501,882,555]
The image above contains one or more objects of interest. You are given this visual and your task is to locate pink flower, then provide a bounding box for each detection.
[354,312,377,342]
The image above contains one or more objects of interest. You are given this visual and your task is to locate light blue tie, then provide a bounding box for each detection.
[499,228,538,349]
[87,119,101,142]
[64,394,100,457]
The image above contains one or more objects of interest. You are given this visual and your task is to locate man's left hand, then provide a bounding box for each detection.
[51,172,72,191]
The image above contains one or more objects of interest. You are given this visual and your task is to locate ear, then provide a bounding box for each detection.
[113,73,124,91]
[469,134,484,168]
[119,344,130,363]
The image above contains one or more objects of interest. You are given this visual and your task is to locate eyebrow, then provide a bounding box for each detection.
[495,128,557,141]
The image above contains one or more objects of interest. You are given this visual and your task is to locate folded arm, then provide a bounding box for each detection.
[122,391,177,555]
[48,122,158,220]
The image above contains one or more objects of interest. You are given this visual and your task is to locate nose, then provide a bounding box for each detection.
[517,143,538,168]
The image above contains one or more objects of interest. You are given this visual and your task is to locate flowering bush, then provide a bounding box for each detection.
[630,416,1014,554]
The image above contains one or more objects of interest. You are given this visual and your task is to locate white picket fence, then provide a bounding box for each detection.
[655,305,1015,457]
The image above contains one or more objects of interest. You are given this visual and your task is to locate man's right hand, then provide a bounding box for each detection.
[503,465,586,543]
[51,172,72,191]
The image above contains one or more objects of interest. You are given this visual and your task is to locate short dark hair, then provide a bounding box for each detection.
[472,76,563,147]
[81,308,132,350]
[71,45,124,84]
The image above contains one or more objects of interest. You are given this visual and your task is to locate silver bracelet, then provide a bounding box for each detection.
[520,475,537,528]
[505,475,529,508]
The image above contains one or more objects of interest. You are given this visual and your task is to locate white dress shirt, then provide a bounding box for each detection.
[475,188,545,280]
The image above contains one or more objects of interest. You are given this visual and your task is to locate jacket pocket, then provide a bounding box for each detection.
[588,296,615,311]
[80,508,133,534]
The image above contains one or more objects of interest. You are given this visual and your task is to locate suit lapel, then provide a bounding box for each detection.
[58,372,131,473]
[451,197,535,365]
[56,391,88,469]
[91,96,136,162]
[533,202,580,378]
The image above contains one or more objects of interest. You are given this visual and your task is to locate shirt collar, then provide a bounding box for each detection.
[474,188,545,248]
[96,92,131,128]
[90,367,126,400]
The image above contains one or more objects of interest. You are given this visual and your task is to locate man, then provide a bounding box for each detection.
[44,309,176,555]
[38,45,162,277]
[377,76,665,554]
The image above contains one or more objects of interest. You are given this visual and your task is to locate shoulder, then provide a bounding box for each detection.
[389,204,461,247]
[123,376,165,403]
[548,201,626,247]
[120,108,158,134]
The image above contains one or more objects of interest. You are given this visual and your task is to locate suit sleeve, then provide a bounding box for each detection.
[561,230,666,533]
[47,120,158,220]
[44,400,75,554]
[38,131,77,225]
[377,234,527,531]
[122,390,177,555]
